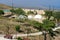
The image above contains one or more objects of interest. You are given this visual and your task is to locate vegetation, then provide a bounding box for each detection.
[0,7,60,40]
[6,25,10,34]
[53,11,60,24]
[53,12,60,19]
[0,10,4,15]
[17,37,22,40]
[15,25,20,38]
[44,10,53,20]
[11,8,26,15]
[16,8,25,15]
[44,10,60,26]
[29,20,42,31]
[42,19,55,40]
[15,25,20,32]
[43,10,60,40]
[27,11,35,15]
[10,9,15,13]
[29,19,59,40]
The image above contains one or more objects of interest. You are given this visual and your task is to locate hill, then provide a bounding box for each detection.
[0,4,12,9]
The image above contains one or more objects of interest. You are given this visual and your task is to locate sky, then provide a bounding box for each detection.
[0,0,60,9]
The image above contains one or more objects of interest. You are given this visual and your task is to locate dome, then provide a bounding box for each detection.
[34,15,42,19]
[18,15,26,19]
[28,15,33,19]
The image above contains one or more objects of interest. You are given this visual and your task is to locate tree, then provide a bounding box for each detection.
[10,8,26,16]
[29,20,42,31]
[53,11,60,26]
[0,10,4,15]
[42,19,55,40]
[29,19,59,40]
[15,8,26,15]
[10,9,15,13]
[27,11,34,15]
[44,10,53,20]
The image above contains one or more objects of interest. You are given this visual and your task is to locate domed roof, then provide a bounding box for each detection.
[34,14,42,19]
[28,15,33,19]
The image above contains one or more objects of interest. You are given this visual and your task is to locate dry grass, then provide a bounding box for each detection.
[0,17,39,34]
[0,17,60,40]
[0,4,12,9]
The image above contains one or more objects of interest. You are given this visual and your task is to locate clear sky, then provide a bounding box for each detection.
[0,0,60,9]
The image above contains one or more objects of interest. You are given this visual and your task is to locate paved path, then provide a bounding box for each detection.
[13,26,60,38]
[0,26,60,40]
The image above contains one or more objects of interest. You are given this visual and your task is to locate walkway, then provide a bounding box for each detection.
[13,26,60,38]
[0,26,60,40]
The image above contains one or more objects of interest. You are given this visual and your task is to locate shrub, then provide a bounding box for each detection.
[17,37,22,40]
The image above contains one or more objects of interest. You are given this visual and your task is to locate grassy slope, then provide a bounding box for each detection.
[0,16,39,34]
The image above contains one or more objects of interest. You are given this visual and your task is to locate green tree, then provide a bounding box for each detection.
[15,8,26,15]
[29,19,59,40]
[44,10,53,20]
[53,11,60,25]
[29,20,42,31]
[27,11,34,15]
[10,8,26,15]
[42,19,55,40]
[10,9,15,13]
[0,10,4,15]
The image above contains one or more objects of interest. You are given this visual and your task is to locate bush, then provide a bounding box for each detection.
[17,37,22,40]
[0,10,4,15]
[15,25,20,32]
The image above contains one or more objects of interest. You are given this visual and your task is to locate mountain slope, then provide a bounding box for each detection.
[0,4,12,9]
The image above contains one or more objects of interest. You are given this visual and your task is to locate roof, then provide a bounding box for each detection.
[3,9,11,13]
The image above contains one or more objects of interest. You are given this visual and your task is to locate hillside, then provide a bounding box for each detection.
[0,4,12,9]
